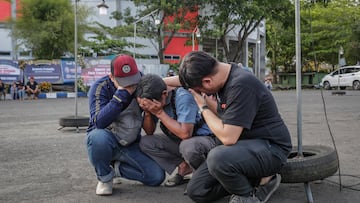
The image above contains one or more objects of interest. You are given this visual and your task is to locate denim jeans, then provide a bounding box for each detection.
[186,139,286,203]
[86,129,165,186]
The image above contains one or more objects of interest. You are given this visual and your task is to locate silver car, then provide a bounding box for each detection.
[321,66,360,90]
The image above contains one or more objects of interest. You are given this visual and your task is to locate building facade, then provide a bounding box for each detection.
[0,0,265,78]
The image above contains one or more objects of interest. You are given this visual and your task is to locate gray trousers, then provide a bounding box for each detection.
[139,134,218,174]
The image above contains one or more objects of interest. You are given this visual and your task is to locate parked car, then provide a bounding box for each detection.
[320,66,360,90]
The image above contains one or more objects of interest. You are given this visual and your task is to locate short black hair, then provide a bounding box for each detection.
[135,74,167,101]
[179,51,218,89]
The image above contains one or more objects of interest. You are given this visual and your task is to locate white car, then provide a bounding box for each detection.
[321,66,360,90]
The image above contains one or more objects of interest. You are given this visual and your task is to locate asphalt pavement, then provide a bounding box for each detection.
[0,90,360,203]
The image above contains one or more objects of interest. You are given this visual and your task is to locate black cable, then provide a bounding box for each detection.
[308,3,343,191]
[324,174,360,191]
[319,89,342,191]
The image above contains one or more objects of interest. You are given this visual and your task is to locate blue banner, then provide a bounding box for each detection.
[24,63,62,84]
[0,60,21,84]
[60,59,81,84]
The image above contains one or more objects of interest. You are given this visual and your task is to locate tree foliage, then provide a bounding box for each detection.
[13,0,89,59]
[198,0,293,63]
[132,0,199,63]
[301,0,360,66]
[266,0,360,77]
[81,8,134,57]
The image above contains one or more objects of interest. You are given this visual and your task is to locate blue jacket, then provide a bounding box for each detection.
[87,75,134,132]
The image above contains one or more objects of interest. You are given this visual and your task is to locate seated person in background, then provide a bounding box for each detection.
[135,74,219,187]
[167,69,175,77]
[0,79,6,100]
[86,54,165,196]
[10,82,18,100]
[264,78,273,90]
[26,76,40,99]
[17,81,25,101]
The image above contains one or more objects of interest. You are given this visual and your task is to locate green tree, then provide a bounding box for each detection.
[301,0,360,66]
[266,19,296,79]
[132,0,199,63]
[198,0,293,64]
[12,0,89,59]
[81,8,134,57]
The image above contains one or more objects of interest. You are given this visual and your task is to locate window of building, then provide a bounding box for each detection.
[164,55,181,60]
[0,51,10,56]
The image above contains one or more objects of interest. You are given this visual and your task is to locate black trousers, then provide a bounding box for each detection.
[186,139,286,203]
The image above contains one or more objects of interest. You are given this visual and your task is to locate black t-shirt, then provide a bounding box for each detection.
[26,81,38,90]
[217,64,292,154]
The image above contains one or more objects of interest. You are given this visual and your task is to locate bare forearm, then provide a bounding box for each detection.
[156,111,192,139]
[201,108,243,146]
[163,76,181,87]
[142,112,156,135]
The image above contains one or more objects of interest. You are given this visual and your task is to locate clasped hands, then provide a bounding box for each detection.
[137,98,163,117]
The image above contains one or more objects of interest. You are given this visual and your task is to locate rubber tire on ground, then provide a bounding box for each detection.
[353,80,360,90]
[323,81,331,90]
[59,116,89,127]
[280,145,339,183]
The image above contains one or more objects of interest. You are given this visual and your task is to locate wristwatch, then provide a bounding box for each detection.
[200,105,209,114]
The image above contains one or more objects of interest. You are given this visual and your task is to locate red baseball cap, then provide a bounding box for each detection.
[111,54,141,87]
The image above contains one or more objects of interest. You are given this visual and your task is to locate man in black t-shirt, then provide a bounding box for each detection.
[177,51,292,203]
[26,76,40,99]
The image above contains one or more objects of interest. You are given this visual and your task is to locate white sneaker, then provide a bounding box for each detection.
[96,181,113,196]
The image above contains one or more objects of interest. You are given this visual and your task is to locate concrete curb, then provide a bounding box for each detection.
[3,92,87,100]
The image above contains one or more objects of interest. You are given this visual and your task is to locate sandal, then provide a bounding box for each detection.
[164,174,189,187]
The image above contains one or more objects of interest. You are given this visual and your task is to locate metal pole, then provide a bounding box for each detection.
[215,38,218,58]
[337,48,340,90]
[295,0,303,155]
[11,0,17,60]
[192,31,195,51]
[133,9,159,59]
[256,27,261,79]
[74,0,79,132]
[133,23,136,58]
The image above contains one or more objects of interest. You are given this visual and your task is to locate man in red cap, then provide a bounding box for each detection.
[86,54,165,196]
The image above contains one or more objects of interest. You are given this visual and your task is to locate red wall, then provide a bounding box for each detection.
[163,36,199,64]
[0,1,11,22]
[0,0,21,22]
[163,9,199,64]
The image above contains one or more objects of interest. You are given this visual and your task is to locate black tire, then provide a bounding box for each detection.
[323,81,331,90]
[353,80,360,90]
[280,145,339,183]
[59,115,89,127]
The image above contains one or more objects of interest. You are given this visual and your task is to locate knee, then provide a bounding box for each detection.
[141,160,165,186]
[145,169,165,186]
[87,129,112,149]
[207,146,227,175]
[139,135,154,153]
[179,140,196,161]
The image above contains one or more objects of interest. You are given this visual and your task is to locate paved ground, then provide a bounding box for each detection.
[1,90,360,203]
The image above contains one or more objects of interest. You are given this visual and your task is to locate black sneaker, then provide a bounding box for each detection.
[229,194,260,203]
[255,174,281,203]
